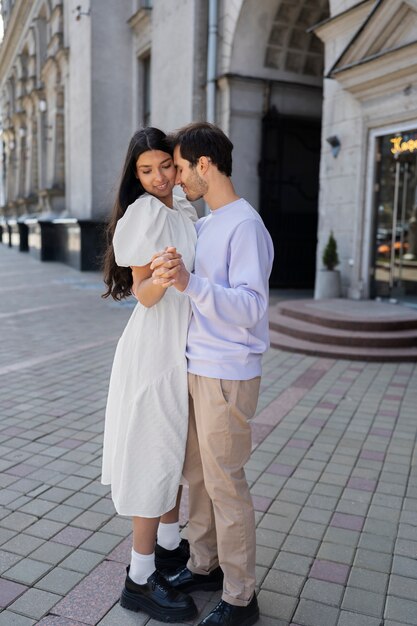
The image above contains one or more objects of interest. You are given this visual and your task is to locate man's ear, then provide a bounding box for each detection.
[198,156,210,174]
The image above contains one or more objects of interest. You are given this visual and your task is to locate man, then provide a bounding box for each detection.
[151,122,274,626]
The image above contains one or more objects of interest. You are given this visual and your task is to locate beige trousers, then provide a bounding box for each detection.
[183,373,261,607]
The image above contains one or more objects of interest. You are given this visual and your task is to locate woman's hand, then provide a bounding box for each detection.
[151,250,190,292]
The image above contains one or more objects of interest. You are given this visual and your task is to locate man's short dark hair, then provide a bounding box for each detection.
[171,122,233,177]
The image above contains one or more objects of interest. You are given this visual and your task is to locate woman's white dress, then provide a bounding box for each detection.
[101,193,197,517]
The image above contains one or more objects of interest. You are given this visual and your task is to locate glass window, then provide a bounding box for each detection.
[372,130,417,303]
[142,54,151,127]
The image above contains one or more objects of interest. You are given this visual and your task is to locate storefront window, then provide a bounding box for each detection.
[373,130,417,303]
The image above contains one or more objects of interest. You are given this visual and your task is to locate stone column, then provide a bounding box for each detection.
[41,57,65,213]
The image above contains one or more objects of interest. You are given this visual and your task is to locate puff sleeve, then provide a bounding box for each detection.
[173,195,199,223]
[113,194,174,267]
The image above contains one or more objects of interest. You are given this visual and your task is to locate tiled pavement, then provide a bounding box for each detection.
[1,244,417,626]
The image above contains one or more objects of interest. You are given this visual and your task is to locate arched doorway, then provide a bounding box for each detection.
[261,0,328,287]
[225,0,329,288]
[260,107,322,287]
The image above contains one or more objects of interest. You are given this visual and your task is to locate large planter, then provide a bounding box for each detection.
[7,219,20,248]
[26,218,56,261]
[24,217,105,270]
[315,269,341,299]
[0,219,10,245]
[53,218,105,271]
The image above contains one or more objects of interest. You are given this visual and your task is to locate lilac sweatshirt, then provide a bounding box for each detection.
[183,198,274,380]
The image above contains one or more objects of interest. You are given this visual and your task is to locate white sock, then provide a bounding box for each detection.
[157,521,181,550]
[129,549,155,585]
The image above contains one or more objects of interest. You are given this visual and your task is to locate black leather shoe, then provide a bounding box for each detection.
[198,595,259,626]
[120,567,198,623]
[155,538,190,572]
[164,565,223,592]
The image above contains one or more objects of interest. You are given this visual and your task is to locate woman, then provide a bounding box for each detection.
[102,127,197,622]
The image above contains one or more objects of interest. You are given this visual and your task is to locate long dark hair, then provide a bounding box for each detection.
[102,127,173,300]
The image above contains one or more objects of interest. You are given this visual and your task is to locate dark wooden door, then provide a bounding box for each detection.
[259,107,321,287]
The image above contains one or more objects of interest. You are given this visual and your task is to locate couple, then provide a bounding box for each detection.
[101,123,274,625]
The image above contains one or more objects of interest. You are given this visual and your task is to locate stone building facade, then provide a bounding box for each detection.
[315,0,417,304]
[0,0,416,303]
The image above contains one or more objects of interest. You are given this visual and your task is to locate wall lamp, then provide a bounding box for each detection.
[75,5,91,21]
[326,135,341,158]
[38,99,47,112]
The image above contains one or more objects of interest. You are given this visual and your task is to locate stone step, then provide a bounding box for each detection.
[270,312,417,348]
[277,299,417,331]
[269,329,417,362]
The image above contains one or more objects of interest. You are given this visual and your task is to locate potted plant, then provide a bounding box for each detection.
[314,231,342,299]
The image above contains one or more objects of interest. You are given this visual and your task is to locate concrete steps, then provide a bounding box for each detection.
[269,299,417,361]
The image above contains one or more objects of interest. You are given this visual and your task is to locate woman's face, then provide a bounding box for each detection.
[136,150,176,206]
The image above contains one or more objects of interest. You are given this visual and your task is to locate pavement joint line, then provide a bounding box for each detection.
[0,302,77,320]
[0,337,120,377]
[0,282,65,293]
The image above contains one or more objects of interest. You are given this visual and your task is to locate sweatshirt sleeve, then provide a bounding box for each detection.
[183,219,273,328]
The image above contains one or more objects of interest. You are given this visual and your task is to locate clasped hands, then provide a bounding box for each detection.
[150,247,189,292]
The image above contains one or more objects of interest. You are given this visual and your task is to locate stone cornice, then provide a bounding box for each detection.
[312,0,375,43]
[330,41,417,100]
[0,0,35,82]
[327,0,417,80]
[128,7,152,33]
[218,72,323,91]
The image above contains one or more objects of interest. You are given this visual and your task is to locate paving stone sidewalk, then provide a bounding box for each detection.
[1,244,417,626]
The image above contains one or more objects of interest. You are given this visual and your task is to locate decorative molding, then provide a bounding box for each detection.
[0,0,35,80]
[329,0,417,77]
[129,6,152,59]
[331,41,417,100]
[311,0,374,42]
[406,0,417,10]
[55,47,69,68]
[128,7,152,34]
[41,55,60,82]
[218,71,323,91]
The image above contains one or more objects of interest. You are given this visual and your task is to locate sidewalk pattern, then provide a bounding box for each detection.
[1,245,417,626]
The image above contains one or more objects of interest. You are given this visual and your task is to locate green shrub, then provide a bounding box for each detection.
[322,231,339,270]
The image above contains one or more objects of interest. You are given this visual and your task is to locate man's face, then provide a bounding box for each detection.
[174,146,208,202]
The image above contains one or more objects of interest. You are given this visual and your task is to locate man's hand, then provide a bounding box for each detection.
[150,246,181,265]
[148,247,181,289]
[150,247,190,292]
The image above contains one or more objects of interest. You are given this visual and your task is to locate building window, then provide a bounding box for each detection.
[372,129,417,301]
[142,54,151,127]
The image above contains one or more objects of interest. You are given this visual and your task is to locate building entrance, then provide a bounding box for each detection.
[373,131,417,305]
[260,108,321,288]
